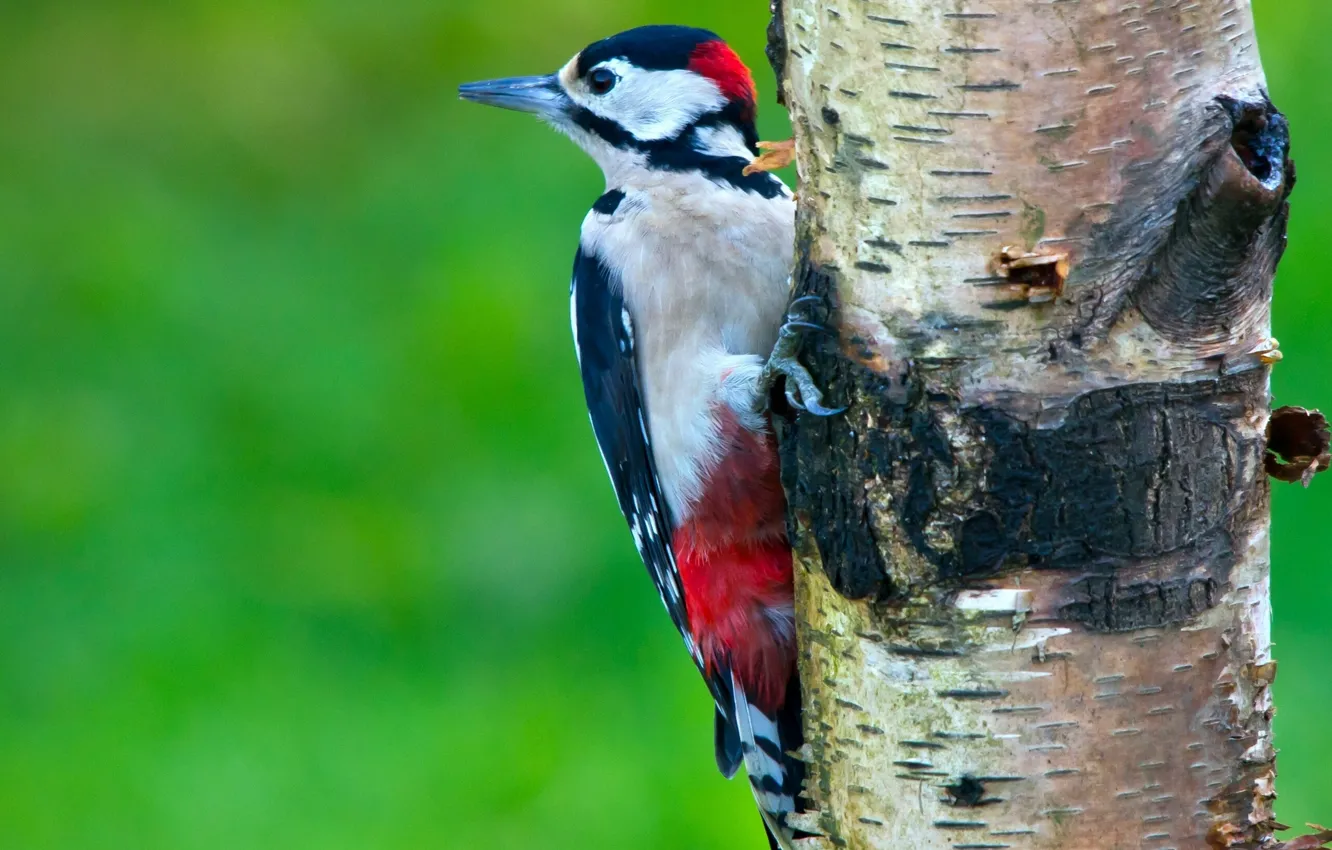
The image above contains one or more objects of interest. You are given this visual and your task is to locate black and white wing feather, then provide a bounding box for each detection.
[570,241,737,724]
[570,244,690,647]
[570,208,805,848]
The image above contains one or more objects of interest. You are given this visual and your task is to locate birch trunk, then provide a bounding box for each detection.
[767,2,1298,848]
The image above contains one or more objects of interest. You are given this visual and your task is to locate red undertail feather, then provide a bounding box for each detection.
[674,409,794,712]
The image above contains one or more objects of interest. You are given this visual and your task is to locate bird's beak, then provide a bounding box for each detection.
[458,74,569,118]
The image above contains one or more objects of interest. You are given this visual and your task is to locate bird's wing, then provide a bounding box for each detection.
[569,243,737,727]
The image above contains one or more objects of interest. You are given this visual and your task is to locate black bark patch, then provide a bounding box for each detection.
[777,243,1266,604]
[942,776,1001,808]
[953,373,1264,577]
[1060,576,1218,632]
[957,512,1008,574]
[777,260,895,599]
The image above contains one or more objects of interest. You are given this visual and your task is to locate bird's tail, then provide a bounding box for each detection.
[729,672,806,849]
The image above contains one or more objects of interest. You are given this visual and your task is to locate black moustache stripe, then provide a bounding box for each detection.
[568,106,783,199]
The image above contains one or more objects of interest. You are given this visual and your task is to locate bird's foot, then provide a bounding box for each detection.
[757,296,845,417]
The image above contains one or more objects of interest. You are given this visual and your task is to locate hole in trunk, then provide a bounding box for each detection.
[1265,406,1330,486]
[1216,94,1292,191]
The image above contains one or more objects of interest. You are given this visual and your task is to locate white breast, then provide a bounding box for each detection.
[581,173,796,522]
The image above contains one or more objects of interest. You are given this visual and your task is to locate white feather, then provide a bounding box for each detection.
[732,672,797,849]
[692,123,756,160]
[569,280,580,363]
[579,173,795,522]
[564,58,727,142]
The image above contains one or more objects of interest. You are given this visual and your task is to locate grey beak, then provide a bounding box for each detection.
[458,74,568,117]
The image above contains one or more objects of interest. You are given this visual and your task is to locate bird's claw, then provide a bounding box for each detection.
[782,320,826,334]
[773,355,845,416]
[757,298,845,417]
[787,295,824,312]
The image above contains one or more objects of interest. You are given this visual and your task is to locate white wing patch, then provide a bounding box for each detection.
[570,279,581,363]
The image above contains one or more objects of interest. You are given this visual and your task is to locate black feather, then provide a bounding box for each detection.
[567,108,783,198]
[571,244,733,715]
[591,189,625,215]
[576,25,722,76]
[776,673,807,805]
[715,706,743,778]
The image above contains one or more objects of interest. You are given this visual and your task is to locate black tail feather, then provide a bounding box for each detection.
[715,705,743,778]
[776,672,806,809]
[734,671,807,848]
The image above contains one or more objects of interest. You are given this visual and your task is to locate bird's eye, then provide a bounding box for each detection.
[588,68,617,95]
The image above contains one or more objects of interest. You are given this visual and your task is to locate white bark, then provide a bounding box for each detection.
[769,2,1294,848]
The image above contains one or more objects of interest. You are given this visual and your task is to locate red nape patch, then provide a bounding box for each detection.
[688,40,757,108]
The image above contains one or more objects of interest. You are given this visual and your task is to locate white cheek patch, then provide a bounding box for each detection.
[692,123,753,160]
[568,58,727,142]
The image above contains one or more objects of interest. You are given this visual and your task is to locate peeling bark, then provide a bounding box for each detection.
[767,2,1296,848]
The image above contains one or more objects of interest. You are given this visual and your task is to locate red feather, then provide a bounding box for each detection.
[688,40,757,111]
[674,408,794,712]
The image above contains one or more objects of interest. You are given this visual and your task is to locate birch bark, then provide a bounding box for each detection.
[767,2,1297,848]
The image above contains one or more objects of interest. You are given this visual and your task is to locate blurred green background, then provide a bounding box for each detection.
[0,2,1327,848]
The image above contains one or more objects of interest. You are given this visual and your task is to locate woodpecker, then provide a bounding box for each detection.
[461,26,837,848]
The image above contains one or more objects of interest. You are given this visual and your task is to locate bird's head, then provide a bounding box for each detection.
[460,26,763,183]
